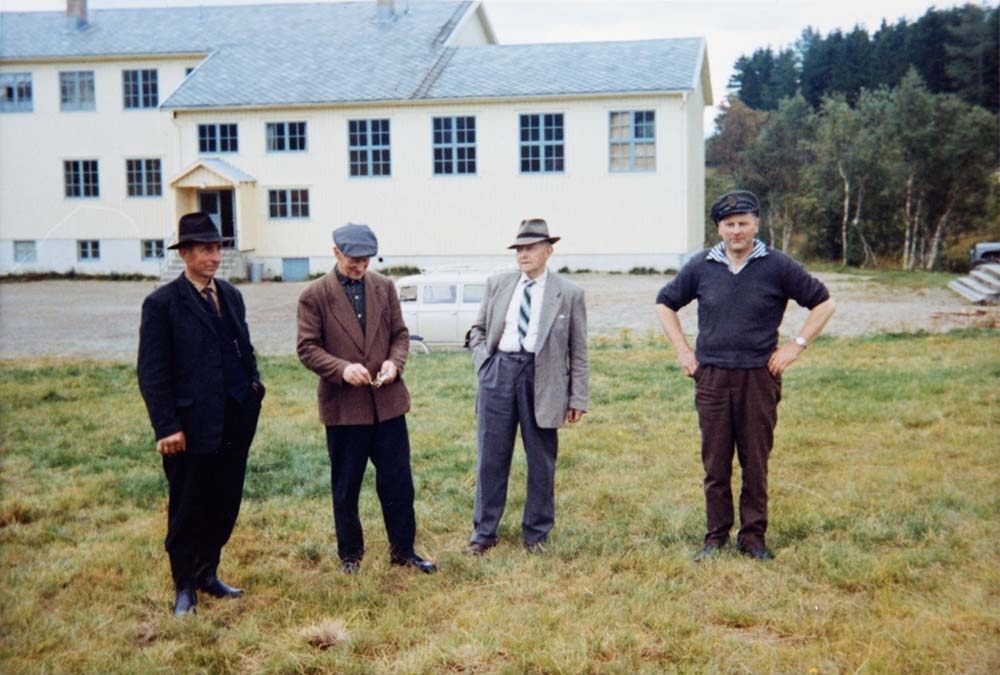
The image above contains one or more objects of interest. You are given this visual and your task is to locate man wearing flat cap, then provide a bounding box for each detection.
[655,190,835,562]
[297,223,436,575]
[138,212,265,615]
[464,218,589,556]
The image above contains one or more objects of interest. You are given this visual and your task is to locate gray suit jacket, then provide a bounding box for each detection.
[469,269,589,428]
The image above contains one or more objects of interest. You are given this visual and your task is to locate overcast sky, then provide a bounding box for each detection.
[0,0,973,133]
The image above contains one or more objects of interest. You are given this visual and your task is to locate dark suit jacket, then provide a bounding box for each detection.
[296,269,411,426]
[137,273,262,454]
[469,269,589,428]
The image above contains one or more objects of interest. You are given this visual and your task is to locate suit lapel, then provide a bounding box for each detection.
[362,274,383,356]
[327,273,366,352]
[534,272,561,342]
[176,274,217,333]
[489,273,518,347]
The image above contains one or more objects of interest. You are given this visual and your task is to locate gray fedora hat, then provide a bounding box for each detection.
[508,218,560,249]
[168,212,222,249]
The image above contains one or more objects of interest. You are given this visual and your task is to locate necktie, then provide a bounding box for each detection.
[517,280,535,348]
[201,287,219,316]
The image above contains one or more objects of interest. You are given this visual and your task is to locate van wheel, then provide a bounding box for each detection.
[409,339,430,354]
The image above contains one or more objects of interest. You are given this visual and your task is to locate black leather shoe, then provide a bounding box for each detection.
[199,576,244,598]
[739,546,773,561]
[173,588,197,616]
[694,543,723,562]
[390,554,438,574]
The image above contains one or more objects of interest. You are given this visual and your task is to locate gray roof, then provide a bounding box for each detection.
[1,1,706,108]
[422,39,705,99]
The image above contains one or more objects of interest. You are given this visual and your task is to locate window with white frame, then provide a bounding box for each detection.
[609,110,655,172]
[60,71,95,111]
[64,160,100,197]
[433,116,476,175]
[126,158,162,197]
[267,121,307,152]
[14,240,37,263]
[122,69,158,109]
[1,73,33,113]
[141,239,165,260]
[77,240,100,260]
[519,113,564,173]
[268,189,310,219]
[348,119,391,177]
[199,124,239,153]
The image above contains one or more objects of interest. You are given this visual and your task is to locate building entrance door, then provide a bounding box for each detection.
[198,190,236,247]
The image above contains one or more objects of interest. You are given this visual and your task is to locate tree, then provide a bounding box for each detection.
[728,47,799,111]
[705,95,768,173]
[945,4,999,113]
[741,93,818,252]
[888,71,998,270]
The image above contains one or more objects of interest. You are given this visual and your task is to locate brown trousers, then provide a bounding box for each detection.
[694,366,781,550]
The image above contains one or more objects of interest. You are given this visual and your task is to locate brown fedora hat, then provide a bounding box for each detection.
[168,212,222,249]
[508,218,560,249]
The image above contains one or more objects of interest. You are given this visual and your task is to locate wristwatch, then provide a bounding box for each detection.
[793,336,808,349]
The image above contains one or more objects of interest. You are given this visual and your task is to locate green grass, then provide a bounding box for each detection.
[1,331,998,674]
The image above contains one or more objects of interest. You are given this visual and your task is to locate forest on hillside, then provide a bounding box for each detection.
[707,3,999,271]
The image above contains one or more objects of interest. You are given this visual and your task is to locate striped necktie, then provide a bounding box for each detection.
[517,280,535,348]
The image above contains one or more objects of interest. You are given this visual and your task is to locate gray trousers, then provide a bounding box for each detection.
[472,351,558,546]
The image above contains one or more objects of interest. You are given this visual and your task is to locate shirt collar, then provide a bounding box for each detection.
[185,274,216,295]
[335,269,364,286]
[707,239,769,267]
[519,269,548,287]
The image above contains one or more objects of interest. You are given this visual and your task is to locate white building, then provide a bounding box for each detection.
[0,0,711,279]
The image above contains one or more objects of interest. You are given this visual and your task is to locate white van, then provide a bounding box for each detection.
[395,271,490,351]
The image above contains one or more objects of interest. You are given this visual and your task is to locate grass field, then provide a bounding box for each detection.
[1,329,998,674]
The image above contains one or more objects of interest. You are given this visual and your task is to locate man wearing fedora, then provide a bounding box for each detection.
[464,218,589,556]
[138,212,265,615]
[297,223,436,575]
[655,190,835,562]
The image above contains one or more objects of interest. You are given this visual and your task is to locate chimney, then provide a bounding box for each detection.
[375,0,396,23]
[66,0,89,31]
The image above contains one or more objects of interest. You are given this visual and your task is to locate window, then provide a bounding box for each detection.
[141,239,165,260]
[268,189,310,219]
[126,159,162,197]
[423,284,456,304]
[267,121,307,152]
[64,160,100,197]
[519,113,564,173]
[14,241,37,263]
[60,71,95,111]
[610,110,655,172]
[122,69,158,109]
[1,73,33,112]
[348,119,391,177]
[77,240,100,261]
[433,116,476,175]
[199,124,239,153]
[462,283,485,304]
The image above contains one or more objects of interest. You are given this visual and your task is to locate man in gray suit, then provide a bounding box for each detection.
[464,219,589,555]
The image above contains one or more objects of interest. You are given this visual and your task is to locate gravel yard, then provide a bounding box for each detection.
[0,273,994,361]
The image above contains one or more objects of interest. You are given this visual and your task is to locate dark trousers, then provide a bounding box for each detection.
[325,415,416,562]
[473,351,559,547]
[162,395,260,590]
[694,366,781,550]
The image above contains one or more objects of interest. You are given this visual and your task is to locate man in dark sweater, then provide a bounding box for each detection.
[655,190,835,562]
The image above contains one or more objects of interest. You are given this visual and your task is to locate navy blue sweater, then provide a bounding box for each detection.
[656,246,830,369]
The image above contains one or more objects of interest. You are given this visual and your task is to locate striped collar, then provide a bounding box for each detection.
[707,239,768,273]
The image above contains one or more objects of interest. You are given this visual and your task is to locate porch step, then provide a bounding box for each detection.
[159,249,248,283]
[948,263,1000,305]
